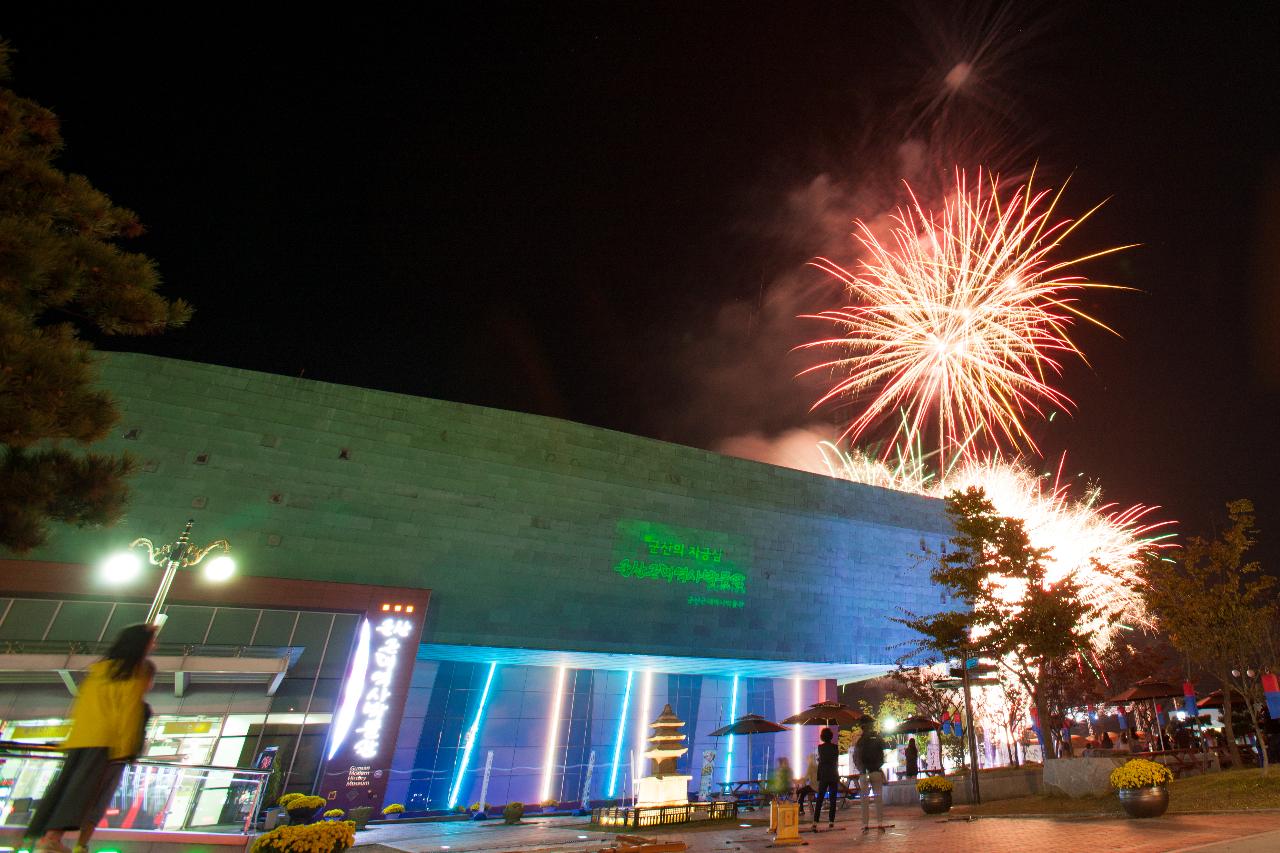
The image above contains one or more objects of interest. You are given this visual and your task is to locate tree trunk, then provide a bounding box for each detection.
[1240,688,1269,773]
[1220,678,1244,769]
[1005,721,1019,767]
[1034,693,1056,761]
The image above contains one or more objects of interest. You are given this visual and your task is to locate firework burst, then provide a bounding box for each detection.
[801,168,1131,463]
[820,443,1173,646]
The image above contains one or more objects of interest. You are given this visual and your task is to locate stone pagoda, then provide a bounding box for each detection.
[636,703,691,807]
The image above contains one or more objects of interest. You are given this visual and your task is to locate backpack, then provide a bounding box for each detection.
[858,732,885,771]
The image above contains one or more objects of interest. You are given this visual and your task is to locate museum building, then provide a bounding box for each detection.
[0,353,949,817]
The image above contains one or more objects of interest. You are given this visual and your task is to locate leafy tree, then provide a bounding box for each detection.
[1140,499,1276,770]
[0,41,189,551]
[897,487,1105,760]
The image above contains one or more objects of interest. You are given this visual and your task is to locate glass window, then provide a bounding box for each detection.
[252,611,298,647]
[43,601,113,643]
[288,613,335,678]
[220,714,266,738]
[157,605,215,644]
[0,599,59,641]
[319,614,360,677]
[102,603,150,641]
[143,715,223,765]
[205,607,262,646]
[270,677,314,714]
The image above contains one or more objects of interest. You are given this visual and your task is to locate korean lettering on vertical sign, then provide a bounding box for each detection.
[353,616,413,759]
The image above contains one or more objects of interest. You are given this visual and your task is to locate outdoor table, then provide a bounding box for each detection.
[716,779,767,806]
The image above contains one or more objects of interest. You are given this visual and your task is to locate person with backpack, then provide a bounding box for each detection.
[811,728,840,830]
[856,717,887,830]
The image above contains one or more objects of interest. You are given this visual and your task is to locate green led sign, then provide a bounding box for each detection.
[687,595,744,608]
[613,520,749,607]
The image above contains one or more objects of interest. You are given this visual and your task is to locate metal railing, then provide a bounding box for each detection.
[0,746,270,835]
[0,640,302,660]
[591,801,738,828]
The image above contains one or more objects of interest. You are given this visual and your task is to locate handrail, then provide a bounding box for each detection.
[0,743,269,778]
[0,740,63,753]
[133,758,271,778]
[0,747,270,835]
[0,639,303,658]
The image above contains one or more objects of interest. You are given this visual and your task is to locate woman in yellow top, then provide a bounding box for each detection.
[27,624,156,853]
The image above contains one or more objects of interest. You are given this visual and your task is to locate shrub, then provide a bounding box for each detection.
[915,776,954,794]
[468,802,490,812]
[1110,758,1173,790]
[381,803,405,815]
[251,819,355,853]
[503,802,525,824]
[324,808,345,818]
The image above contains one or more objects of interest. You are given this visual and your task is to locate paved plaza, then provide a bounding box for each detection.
[351,809,1280,853]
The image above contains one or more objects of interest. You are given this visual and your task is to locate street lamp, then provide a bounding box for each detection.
[102,519,234,627]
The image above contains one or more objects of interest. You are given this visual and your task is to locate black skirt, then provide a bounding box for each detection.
[25,748,125,836]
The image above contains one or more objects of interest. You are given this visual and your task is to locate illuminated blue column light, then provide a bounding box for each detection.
[606,670,634,797]
[792,677,802,763]
[723,674,739,784]
[540,666,570,803]
[447,661,498,809]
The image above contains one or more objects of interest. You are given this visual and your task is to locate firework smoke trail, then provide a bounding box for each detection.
[821,443,1173,647]
[801,168,1132,464]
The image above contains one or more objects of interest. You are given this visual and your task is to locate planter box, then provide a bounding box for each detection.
[881,769,1042,806]
[1042,757,1128,797]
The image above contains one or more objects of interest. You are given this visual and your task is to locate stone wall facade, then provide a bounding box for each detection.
[24,353,951,666]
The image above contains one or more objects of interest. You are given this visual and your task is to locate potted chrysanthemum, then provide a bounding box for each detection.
[1110,758,1173,818]
[382,803,405,820]
[324,808,345,821]
[251,819,356,852]
[284,794,327,825]
[915,776,954,814]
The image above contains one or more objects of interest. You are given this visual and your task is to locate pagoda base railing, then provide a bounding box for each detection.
[591,801,738,828]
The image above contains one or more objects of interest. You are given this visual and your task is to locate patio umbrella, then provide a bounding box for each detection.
[780,700,863,728]
[1107,678,1182,751]
[708,714,787,782]
[780,701,864,773]
[1106,678,1182,703]
[890,716,941,735]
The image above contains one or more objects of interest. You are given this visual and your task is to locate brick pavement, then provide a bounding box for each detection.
[352,808,1280,853]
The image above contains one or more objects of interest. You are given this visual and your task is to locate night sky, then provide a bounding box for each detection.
[4,3,1278,563]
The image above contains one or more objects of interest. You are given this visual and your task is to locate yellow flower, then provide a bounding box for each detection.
[382,803,405,814]
[916,776,955,793]
[1109,758,1173,790]
[251,819,356,853]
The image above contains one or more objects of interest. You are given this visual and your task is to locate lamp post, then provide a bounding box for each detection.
[102,519,234,628]
[1229,667,1270,771]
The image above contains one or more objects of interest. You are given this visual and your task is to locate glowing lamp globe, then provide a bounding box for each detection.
[102,552,142,584]
[203,554,236,582]
[883,717,898,733]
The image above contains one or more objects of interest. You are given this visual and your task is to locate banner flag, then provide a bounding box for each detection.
[1183,681,1198,718]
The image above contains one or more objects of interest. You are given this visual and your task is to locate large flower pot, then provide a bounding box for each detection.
[919,791,952,815]
[288,806,319,824]
[1118,786,1169,818]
